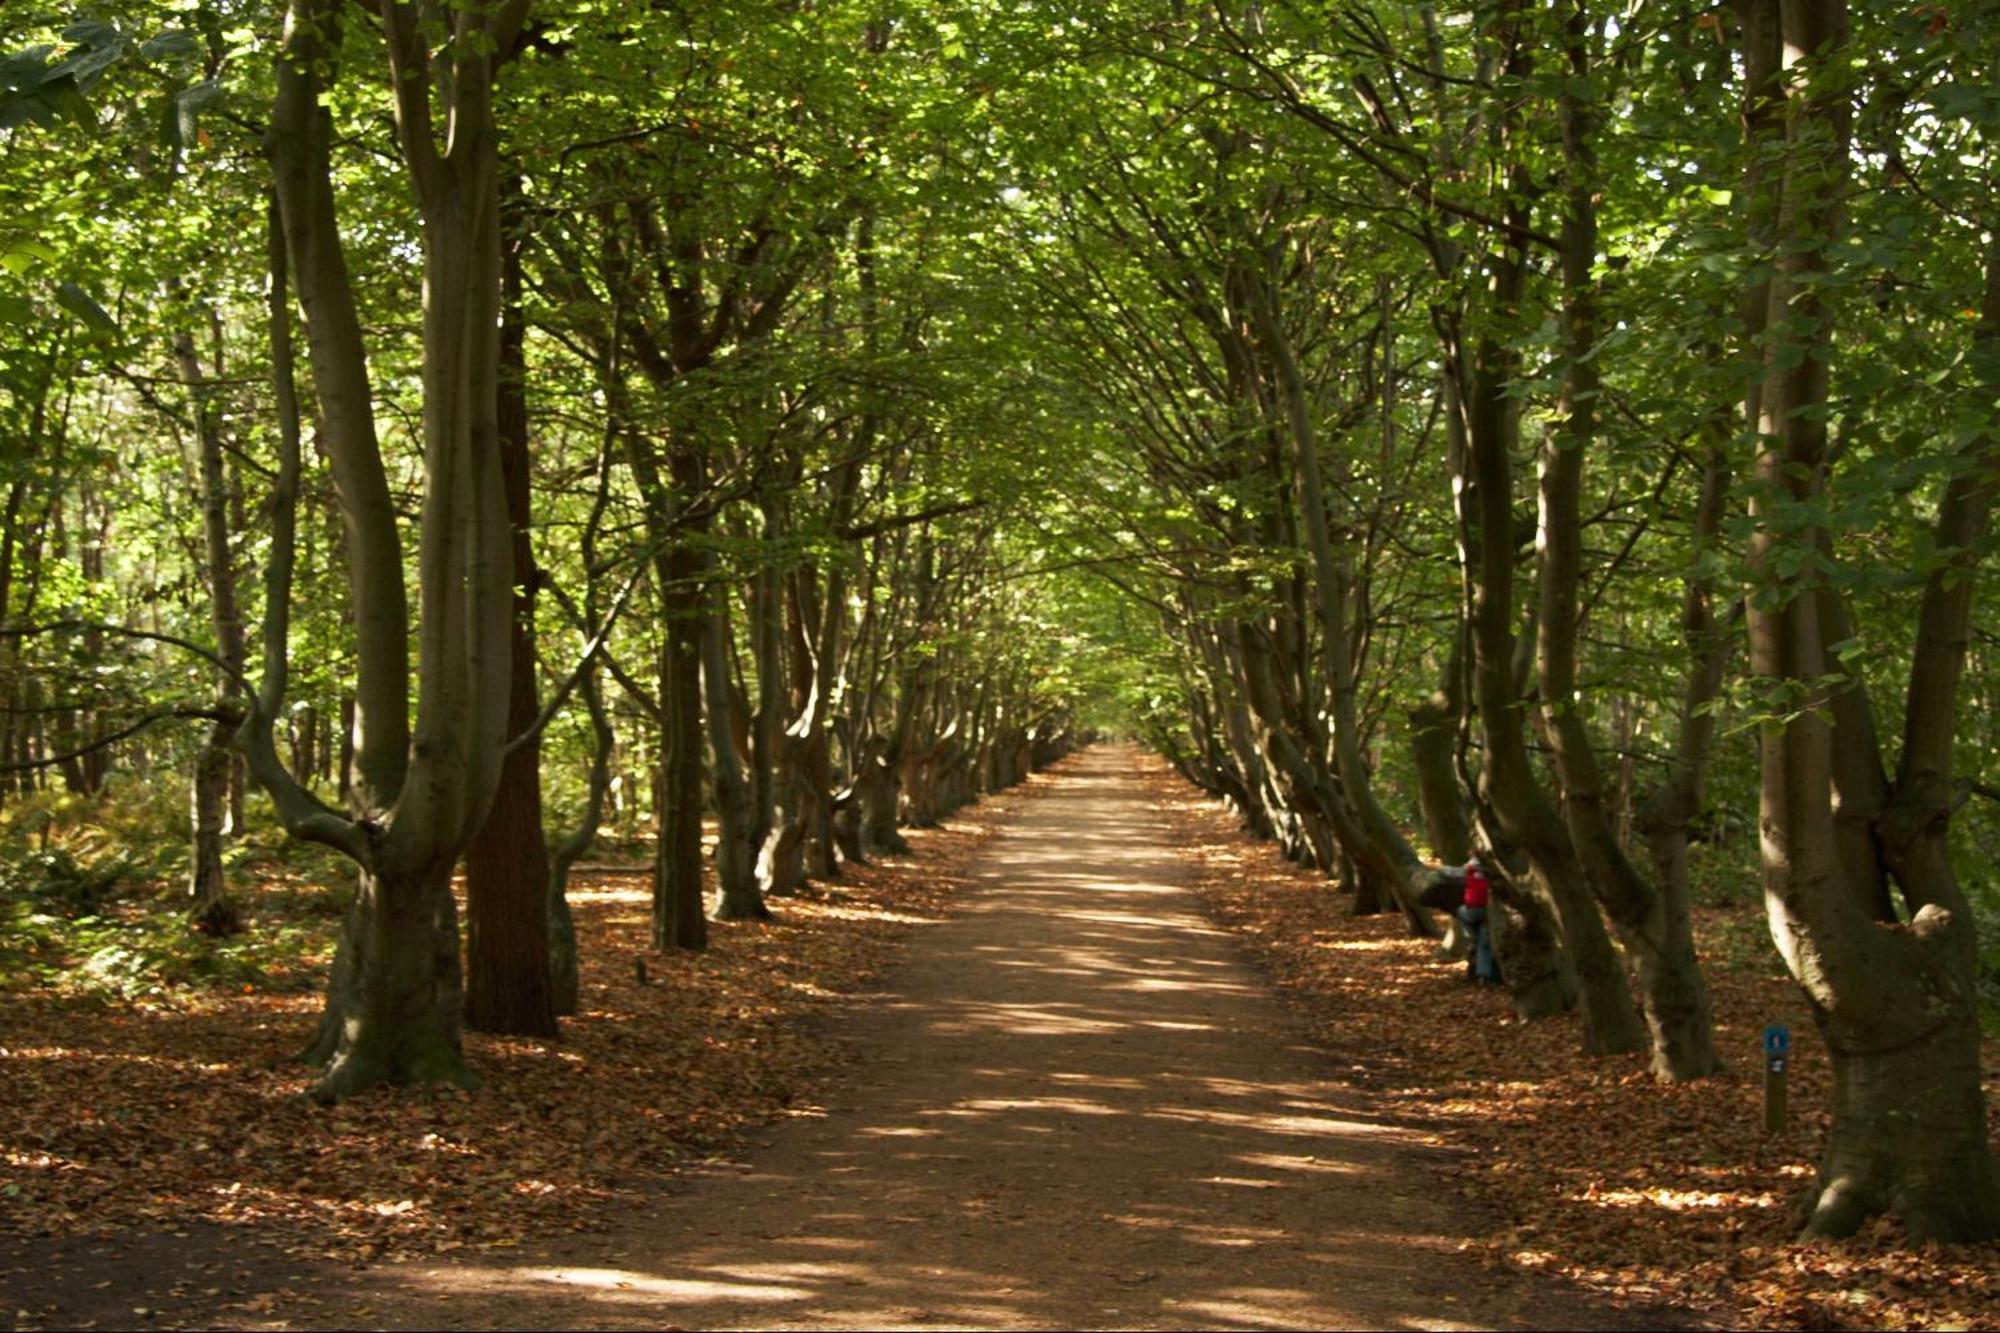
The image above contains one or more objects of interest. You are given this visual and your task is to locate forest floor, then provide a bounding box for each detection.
[0,778,1034,1330]
[1164,760,2000,1332]
[0,744,1992,1330]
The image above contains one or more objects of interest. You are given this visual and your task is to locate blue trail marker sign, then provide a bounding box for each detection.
[1763,1024,1790,1136]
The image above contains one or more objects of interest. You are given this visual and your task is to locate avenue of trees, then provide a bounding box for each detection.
[1,0,1995,1246]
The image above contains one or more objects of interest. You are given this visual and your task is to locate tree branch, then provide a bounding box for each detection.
[0,705,234,774]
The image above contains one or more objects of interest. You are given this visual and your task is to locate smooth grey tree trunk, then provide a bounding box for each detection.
[1740,0,1999,1239]
[175,302,244,937]
[707,575,768,921]
[257,0,526,1100]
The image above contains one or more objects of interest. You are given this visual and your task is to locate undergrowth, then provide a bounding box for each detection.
[0,795,340,1005]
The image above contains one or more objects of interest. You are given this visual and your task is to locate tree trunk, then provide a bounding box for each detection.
[462,191,557,1037]
[188,723,240,935]
[899,733,944,828]
[655,520,708,950]
[750,504,799,895]
[1535,7,1716,1080]
[1636,428,1733,915]
[1733,0,1999,1239]
[759,739,808,896]
[799,727,839,879]
[1446,302,1642,1055]
[544,692,605,1018]
[301,861,472,1101]
[463,688,558,1036]
[1245,265,1435,936]
[259,0,527,1099]
[771,563,841,884]
[176,300,245,936]
[1804,1011,2000,1241]
[707,575,768,920]
[857,735,909,854]
[1408,639,1472,866]
[546,631,615,1016]
[270,3,410,820]
[1487,872,1576,1019]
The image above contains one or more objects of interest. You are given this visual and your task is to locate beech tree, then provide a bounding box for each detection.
[2,0,1993,1249]
[248,0,528,1099]
[1735,0,1999,1240]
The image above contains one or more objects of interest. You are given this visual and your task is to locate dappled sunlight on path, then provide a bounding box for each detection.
[331,745,1669,1332]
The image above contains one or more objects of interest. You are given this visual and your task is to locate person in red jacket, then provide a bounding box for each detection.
[1459,859,1499,984]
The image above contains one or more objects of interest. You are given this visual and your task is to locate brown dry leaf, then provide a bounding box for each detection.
[0,785,1037,1286]
[1147,758,2000,1333]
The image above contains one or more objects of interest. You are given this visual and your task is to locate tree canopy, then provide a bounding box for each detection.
[1,0,1996,1250]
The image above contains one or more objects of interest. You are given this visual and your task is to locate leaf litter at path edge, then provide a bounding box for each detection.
[0,782,1048,1279]
[1148,755,2000,1333]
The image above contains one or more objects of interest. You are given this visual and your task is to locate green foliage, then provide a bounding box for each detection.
[0,833,331,1003]
[0,844,134,918]
[0,757,200,878]
[0,0,1990,1087]
[0,895,323,1003]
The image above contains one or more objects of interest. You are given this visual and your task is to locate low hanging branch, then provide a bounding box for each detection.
[0,619,247,691]
[501,556,651,759]
[0,704,237,773]
[231,190,369,865]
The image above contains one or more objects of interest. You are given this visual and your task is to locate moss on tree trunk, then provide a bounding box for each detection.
[302,862,474,1102]
[1801,1009,2000,1242]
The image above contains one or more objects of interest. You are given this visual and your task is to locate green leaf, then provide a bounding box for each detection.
[54,281,116,336]
[36,73,96,130]
[48,38,129,94]
[0,47,55,94]
[139,31,200,61]
[0,240,56,275]
[59,20,121,48]
[174,79,223,149]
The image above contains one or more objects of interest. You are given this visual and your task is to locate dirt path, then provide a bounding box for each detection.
[7,745,1683,1331]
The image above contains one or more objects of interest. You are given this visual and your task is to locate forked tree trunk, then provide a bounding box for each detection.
[1537,9,1716,1081]
[1738,0,1999,1238]
[1446,304,1642,1056]
[302,861,471,1100]
[1244,269,1434,938]
[1804,962,1998,1239]
[259,0,525,1099]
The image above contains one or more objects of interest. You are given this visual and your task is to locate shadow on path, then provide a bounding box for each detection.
[334,746,1683,1331]
[4,745,1694,1331]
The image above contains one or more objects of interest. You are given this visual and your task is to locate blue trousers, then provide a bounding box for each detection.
[1457,904,1497,983]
